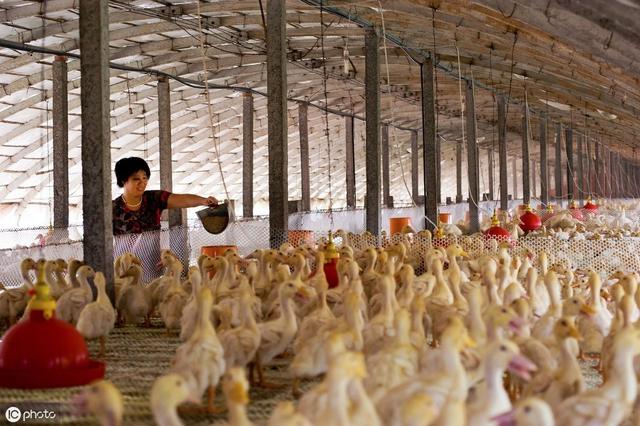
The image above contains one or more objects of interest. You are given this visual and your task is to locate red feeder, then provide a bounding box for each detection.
[568,200,584,222]
[323,234,340,289]
[484,211,512,244]
[0,262,104,389]
[583,196,598,214]
[519,205,542,233]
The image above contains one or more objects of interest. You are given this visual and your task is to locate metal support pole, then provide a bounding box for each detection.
[488,148,495,201]
[555,124,563,200]
[242,92,254,217]
[298,103,310,211]
[565,127,574,200]
[382,125,391,207]
[411,131,419,204]
[540,117,548,204]
[521,105,530,204]
[52,56,69,231]
[498,95,508,211]
[465,79,480,232]
[365,27,381,234]
[421,56,438,230]
[267,0,288,247]
[80,0,114,301]
[345,115,356,208]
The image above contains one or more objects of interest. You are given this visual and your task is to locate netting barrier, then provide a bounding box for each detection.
[1,201,640,287]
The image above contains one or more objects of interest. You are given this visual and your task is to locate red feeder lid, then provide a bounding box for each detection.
[0,261,104,389]
[519,205,542,233]
[583,196,598,212]
[484,211,512,243]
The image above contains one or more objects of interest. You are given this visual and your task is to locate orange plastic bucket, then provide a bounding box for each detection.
[389,217,411,235]
[288,230,314,248]
[438,212,452,224]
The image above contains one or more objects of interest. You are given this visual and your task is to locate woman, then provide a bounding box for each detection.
[113,157,218,280]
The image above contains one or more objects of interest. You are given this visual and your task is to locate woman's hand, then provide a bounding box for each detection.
[203,196,219,207]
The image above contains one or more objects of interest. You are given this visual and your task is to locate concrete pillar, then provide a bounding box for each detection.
[555,123,563,200]
[586,136,592,197]
[565,127,574,200]
[465,79,480,232]
[298,103,310,211]
[158,77,187,272]
[52,56,69,230]
[577,134,584,203]
[345,115,356,208]
[595,141,601,197]
[455,141,463,203]
[498,95,508,211]
[382,125,391,207]
[422,56,438,230]
[532,161,537,200]
[521,105,530,204]
[512,157,518,200]
[242,92,254,217]
[267,0,288,247]
[539,117,548,204]
[365,27,381,234]
[410,131,419,204]
[80,0,114,301]
[436,135,442,204]
[488,148,495,201]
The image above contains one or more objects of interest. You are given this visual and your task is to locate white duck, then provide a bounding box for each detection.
[71,380,124,426]
[56,265,95,325]
[158,271,189,333]
[492,397,555,426]
[150,372,200,426]
[0,257,36,325]
[116,264,151,326]
[268,401,312,426]
[76,272,116,357]
[556,327,640,426]
[218,279,261,370]
[577,271,613,354]
[179,266,202,341]
[171,287,225,413]
[221,367,253,426]
[255,279,311,387]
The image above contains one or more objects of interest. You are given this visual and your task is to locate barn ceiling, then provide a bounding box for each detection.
[0,0,637,225]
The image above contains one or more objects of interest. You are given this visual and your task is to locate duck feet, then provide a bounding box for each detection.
[206,386,226,414]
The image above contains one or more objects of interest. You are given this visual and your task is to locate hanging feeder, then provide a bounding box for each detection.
[196,202,231,234]
[484,211,512,244]
[583,196,599,214]
[0,261,104,389]
[568,200,585,222]
[323,233,340,289]
[519,204,542,233]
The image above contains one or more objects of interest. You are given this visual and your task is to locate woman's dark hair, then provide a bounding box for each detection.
[115,157,151,187]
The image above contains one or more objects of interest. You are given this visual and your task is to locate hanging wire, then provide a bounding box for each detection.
[319,4,335,229]
[375,1,415,209]
[195,1,231,207]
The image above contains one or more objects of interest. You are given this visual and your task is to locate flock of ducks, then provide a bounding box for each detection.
[5,210,640,425]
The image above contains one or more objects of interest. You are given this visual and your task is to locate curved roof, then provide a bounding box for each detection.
[0,0,637,226]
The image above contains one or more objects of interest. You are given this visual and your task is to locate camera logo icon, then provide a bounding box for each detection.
[5,406,21,423]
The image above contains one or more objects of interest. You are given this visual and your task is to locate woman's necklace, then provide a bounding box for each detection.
[122,194,142,208]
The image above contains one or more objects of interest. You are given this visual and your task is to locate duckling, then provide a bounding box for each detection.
[56,265,95,325]
[172,287,225,413]
[298,350,381,426]
[255,279,311,387]
[221,368,253,426]
[492,397,555,426]
[556,327,640,426]
[71,380,123,426]
[76,272,116,357]
[540,317,584,408]
[363,274,397,355]
[158,271,189,334]
[179,266,202,341]
[0,257,36,325]
[577,271,613,354]
[466,340,537,426]
[218,279,261,371]
[293,273,334,353]
[116,264,151,326]
[267,401,312,426]
[364,309,418,402]
[150,372,199,426]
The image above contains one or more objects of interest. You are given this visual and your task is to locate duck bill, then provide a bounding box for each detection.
[491,410,516,426]
[459,250,470,259]
[507,354,537,381]
[580,304,597,316]
[568,327,581,340]
[296,286,313,300]
[508,317,526,336]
